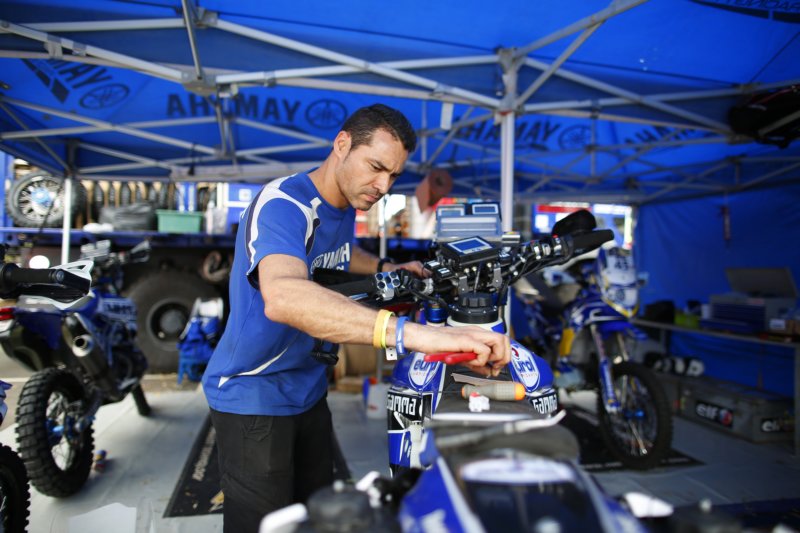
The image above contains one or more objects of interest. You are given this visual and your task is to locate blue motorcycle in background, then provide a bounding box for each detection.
[0,240,151,497]
[516,210,672,470]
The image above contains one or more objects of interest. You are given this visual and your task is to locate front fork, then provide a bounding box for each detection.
[590,324,627,414]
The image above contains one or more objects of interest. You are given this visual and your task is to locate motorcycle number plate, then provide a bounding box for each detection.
[386,391,424,420]
[529,390,559,415]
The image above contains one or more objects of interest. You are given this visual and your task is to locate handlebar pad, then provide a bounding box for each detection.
[570,229,614,254]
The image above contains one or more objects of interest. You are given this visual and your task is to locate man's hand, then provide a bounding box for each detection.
[404,323,511,377]
[385,260,430,279]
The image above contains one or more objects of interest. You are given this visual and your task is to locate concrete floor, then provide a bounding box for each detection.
[0,380,798,532]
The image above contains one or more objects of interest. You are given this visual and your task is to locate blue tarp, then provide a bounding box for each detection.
[635,181,800,309]
[0,0,797,202]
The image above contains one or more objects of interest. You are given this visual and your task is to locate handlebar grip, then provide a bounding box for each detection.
[0,263,90,296]
[424,352,477,364]
[325,277,377,297]
[570,229,614,254]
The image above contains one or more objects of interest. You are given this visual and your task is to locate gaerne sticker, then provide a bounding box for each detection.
[387,392,423,420]
[695,401,734,427]
[530,390,558,415]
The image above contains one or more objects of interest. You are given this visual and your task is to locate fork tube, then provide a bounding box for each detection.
[591,324,619,412]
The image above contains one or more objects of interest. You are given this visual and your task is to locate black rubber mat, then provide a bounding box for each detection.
[561,406,702,472]
[163,414,351,517]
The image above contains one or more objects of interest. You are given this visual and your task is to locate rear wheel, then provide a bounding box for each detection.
[16,368,94,497]
[126,271,218,372]
[596,361,672,470]
[0,444,30,533]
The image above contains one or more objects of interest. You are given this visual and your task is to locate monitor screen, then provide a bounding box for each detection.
[450,237,490,253]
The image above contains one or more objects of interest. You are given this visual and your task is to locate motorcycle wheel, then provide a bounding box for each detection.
[6,173,87,228]
[596,361,673,470]
[0,444,30,533]
[16,368,94,497]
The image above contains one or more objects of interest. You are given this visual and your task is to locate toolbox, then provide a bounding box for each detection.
[677,376,794,443]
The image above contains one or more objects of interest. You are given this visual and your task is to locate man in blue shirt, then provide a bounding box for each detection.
[202,104,510,532]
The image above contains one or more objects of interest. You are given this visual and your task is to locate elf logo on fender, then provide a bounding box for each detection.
[510,344,541,391]
[695,401,734,428]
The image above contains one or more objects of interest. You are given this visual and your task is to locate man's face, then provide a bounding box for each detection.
[334,129,408,211]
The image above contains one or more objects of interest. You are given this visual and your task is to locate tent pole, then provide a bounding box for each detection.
[61,140,78,266]
[500,111,515,234]
[60,178,72,265]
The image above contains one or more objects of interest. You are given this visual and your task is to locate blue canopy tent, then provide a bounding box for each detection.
[0,0,798,302]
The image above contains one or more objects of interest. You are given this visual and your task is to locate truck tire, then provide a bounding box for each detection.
[6,173,87,228]
[16,368,94,497]
[126,271,218,373]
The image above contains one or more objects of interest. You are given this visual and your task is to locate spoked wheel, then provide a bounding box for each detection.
[6,173,87,228]
[0,444,30,533]
[16,368,94,497]
[596,361,672,470]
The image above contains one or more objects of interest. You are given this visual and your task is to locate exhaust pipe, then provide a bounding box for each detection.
[72,335,122,400]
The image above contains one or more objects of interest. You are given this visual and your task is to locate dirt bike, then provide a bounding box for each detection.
[516,210,673,470]
[0,240,151,497]
[261,206,688,532]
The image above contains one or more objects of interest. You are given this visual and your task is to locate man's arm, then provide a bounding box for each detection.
[259,254,510,376]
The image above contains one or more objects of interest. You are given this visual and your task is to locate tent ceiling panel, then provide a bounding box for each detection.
[0,0,797,206]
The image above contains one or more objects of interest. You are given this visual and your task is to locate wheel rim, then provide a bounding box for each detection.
[18,178,62,223]
[606,375,658,458]
[45,390,82,471]
[147,300,189,346]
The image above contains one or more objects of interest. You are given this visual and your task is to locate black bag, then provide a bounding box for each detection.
[728,85,800,148]
[99,202,157,231]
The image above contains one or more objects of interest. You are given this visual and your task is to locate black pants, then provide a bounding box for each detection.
[210,397,333,533]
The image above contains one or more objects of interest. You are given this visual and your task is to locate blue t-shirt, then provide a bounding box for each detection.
[202,172,355,415]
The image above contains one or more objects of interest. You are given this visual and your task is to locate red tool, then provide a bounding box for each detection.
[423,352,478,364]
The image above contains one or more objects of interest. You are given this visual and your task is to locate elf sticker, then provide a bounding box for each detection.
[510,345,541,391]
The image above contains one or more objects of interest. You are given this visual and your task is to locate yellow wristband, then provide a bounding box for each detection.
[380,311,394,349]
[373,310,392,348]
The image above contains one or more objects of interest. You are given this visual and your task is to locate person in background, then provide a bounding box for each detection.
[202,103,511,533]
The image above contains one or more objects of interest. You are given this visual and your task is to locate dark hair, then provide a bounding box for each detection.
[341,104,417,154]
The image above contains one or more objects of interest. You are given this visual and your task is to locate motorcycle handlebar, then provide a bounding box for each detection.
[0,263,91,299]
[568,229,615,255]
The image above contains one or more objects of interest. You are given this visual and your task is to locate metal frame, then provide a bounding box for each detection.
[0,0,795,210]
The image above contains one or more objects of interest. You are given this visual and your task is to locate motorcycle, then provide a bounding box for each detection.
[516,209,672,470]
[262,206,686,532]
[0,240,152,497]
[0,379,29,533]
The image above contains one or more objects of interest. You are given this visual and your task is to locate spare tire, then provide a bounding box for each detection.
[6,173,87,228]
[126,271,218,373]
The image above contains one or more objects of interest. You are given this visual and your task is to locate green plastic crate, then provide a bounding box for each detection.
[156,210,203,233]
